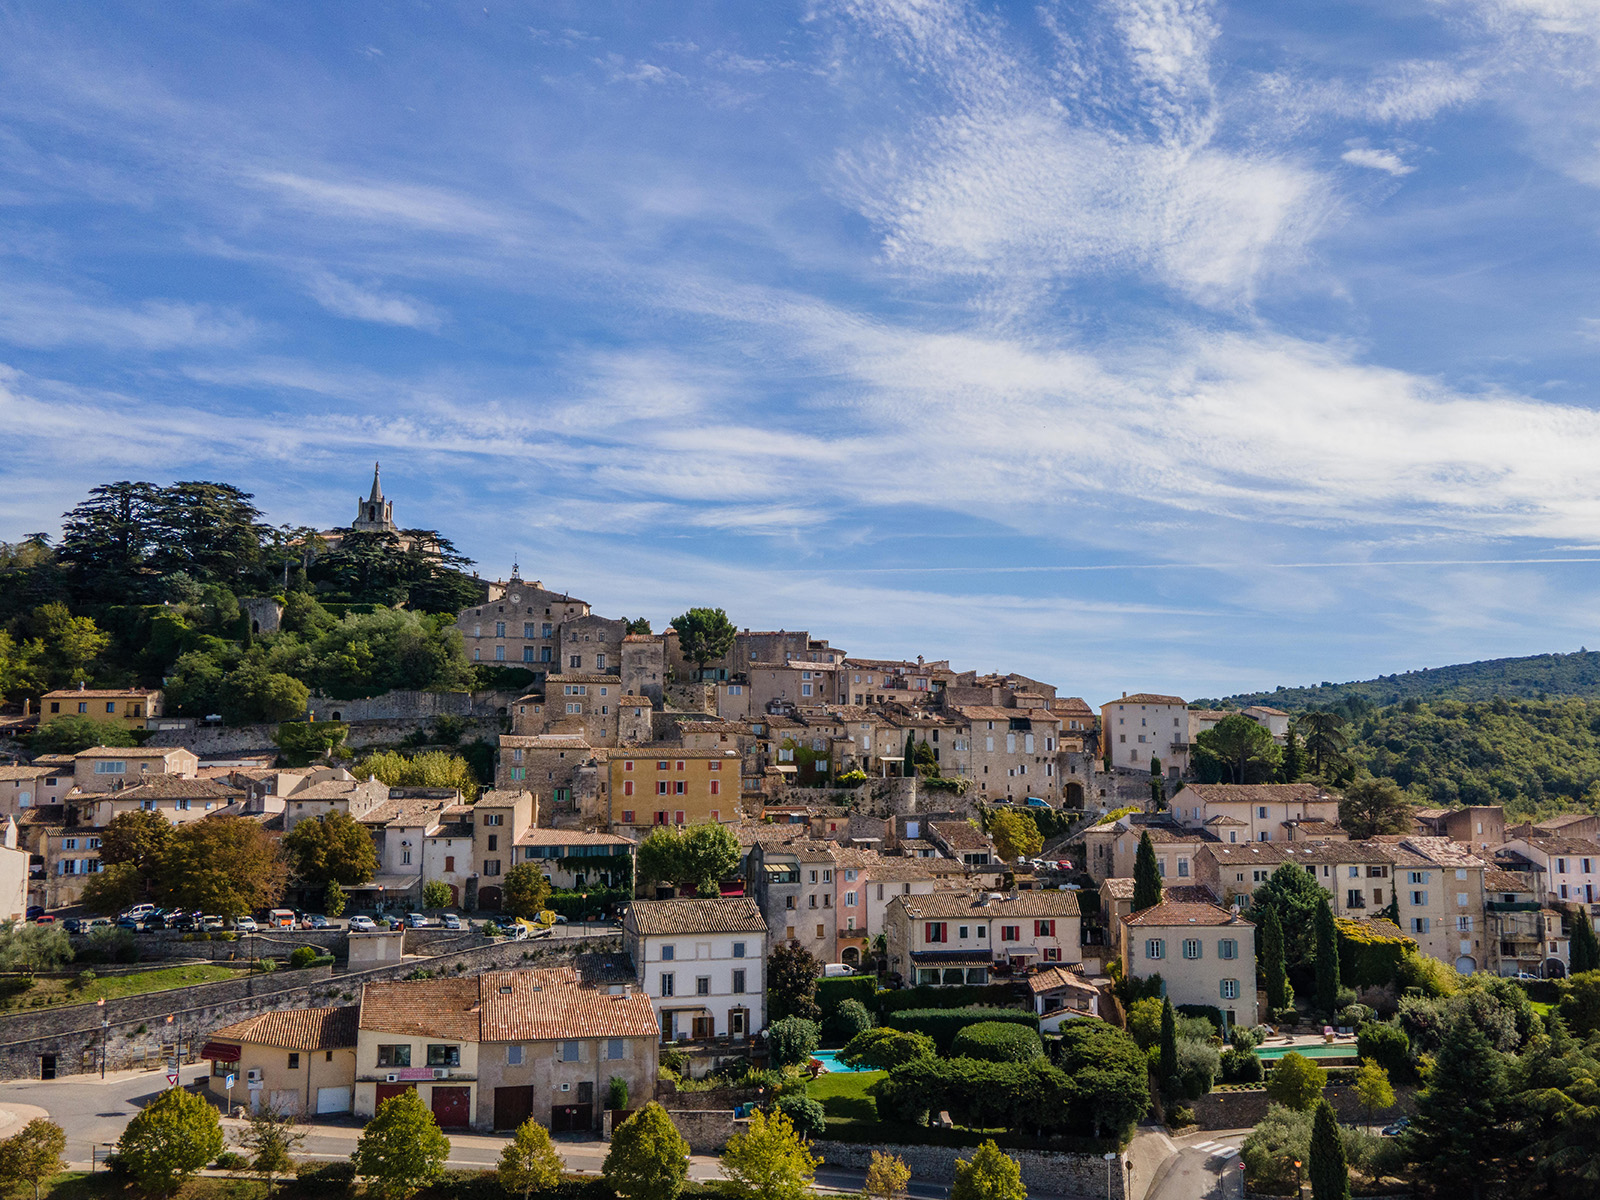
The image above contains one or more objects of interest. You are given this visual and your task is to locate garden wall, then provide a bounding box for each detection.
[1192,1084,1416,1130]
[814,1140,1128,1199]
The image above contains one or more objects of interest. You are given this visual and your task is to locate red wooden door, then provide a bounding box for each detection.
[374,1082,415,1107]
[431,1086,471,1129]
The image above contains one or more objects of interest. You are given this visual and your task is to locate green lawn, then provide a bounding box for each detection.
[1531,1000,1554,1017]
[808,1069,885,1126]
[2,964,244,1011]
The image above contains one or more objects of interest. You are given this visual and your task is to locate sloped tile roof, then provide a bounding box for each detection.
[898,890,1081,919]
[1123,900,1252,928]
[623,897,766,937]
[1183,783,1339,804]
[210,1006,359,1050]
[1105,694,1186,706]
[479,968,658,1042]
[359,977,481,1040]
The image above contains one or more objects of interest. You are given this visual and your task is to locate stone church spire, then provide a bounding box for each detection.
[368,462,383,504]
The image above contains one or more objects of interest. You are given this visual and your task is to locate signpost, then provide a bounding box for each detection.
[225,1073,236,1113]
[166,1069,179,1088]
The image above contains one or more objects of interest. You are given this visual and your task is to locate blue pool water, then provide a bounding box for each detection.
[811,1050,867,1073]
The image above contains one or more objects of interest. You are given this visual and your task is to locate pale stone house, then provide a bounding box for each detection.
[1120,900,1257,1027]
[883,888,1082,986]
[622,897,767,1046]
[1100,694,1190,775]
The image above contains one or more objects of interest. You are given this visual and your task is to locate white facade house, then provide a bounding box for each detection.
[1099,694,1190,775]
[1503,836,1600,905]
[1168,783,1342,844]
[1120,900,1258,1027]
[622,897,767,1044]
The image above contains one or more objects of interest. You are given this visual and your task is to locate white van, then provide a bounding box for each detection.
[821,963,855,977]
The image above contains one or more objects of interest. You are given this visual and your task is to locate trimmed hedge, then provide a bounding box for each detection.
[950,1021,1045,1063]
[1176,1004,1224,1033]
[875,983,1024,1015]
[1335,916,1415,988]
[883,1007,1040,1053]
[817,975,877,1020]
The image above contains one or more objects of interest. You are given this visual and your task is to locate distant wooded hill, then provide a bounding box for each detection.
[1198,650,1600,710]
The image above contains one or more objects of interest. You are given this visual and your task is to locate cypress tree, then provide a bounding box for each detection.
[1571,912,1600,975]
[903,732,915,778]
[1262,906,1291,1012]
[1133,832,1163,912]
[1281,728,1305,782]
[1159,997,1179,1098]
[1150,758,1164,809]
[1309,1098,1350,1200]
[1315,899,1340,1016]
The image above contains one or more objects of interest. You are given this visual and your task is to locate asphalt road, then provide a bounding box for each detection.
[0,1063,944,1197]
[1141,1129,1251,1200]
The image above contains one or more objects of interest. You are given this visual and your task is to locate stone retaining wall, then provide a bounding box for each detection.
[0,933,624,1080]
[1192,1083,1416,1130]
[813,1141,1127,1199]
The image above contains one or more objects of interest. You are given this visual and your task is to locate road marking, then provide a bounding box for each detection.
[1191,1140,1221,1151]
[1209,1146,1238,1158]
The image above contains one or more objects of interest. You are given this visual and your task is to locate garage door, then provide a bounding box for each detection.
[494,1086,534,1131]
[317,1086,353,1115]
[375,1082,415,1107]
[431,1086,471,1130]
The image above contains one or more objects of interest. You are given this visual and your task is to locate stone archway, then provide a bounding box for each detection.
[1064,782,1085,808]
[1454,955,1477,974]
[840,946,860,967]
[1547,958,1568,979]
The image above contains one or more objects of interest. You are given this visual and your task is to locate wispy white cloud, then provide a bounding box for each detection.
[304,271,442,330]
[251,171,507,234]
[0,284,257,350]
[1341,146,1415,175]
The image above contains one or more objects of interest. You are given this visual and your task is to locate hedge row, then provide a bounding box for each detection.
[875,983,1023,1015]
[882,1007,1040,1053]
[816,975,877,1020]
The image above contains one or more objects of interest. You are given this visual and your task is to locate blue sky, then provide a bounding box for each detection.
[3,0,1600,702]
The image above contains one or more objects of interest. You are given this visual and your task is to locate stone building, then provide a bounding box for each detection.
[1099,693,1190,775]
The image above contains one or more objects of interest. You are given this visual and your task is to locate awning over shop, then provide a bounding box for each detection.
[201,1042,241,1063]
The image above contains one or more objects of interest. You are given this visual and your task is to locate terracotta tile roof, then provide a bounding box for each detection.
[1199,843,1292,865]
[75,746,187,759]
[42,688,159,700]
[111,777,240,800]
[1536,813,1595,830]
[0,766,55,781]
[499,734,592,748]
[870,857,968,882]
[898,890,1081,919]
[953,706,1060,723]
[515,829,632,848]
[1048,697,1094,716]
[289,779,380,801]
[928,821,992,851]
[1105,694,1186,706]
[360,977,481,1040]
[1028,965,1100,995]
[623,897,767,937]
[1182,783,1340,804]
[1517,834,1600,856]
[479,967,658,1042]
[210,1006,358,1050]
[613,748,741,760]
[1484,869,1535,894]
[1122,900,1250,928]
[1100,879,1216,903]
[1401,836,1489,868]
[1278,841,1392,866]
[1141,827,1219,845]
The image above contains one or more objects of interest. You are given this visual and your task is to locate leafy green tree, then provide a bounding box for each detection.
[1195,714,1282,784]
[1126,997,1165,1049]
[501,864,552,920]
[324,881,347,918]
[1280,727,1306,783]
[766,1017,821,1069]
[1133,831,1163,911]
[310,609,474,700]
[1261,906,1292,1012]
[1315,899,1340,1016]
[1558,969,1600,1036]
[1054,1020,1150,1141]
[0,921,72,973]
[1353,1060,1394,1131]
[421,881,452,911]
[497,1118,562,1200]
[680,823,740,896]
[767,944,821,1022]
[625,618,652,636]
[237,1106,305,1199]
[58,481,164,601]
[1265,1052,1324,1112]
[912,739,938,775]
[351,1089,451,1200]
[1253,863,1325,983]
[22,602,110,686]
[635,828,682,891]
[670,608,736,677]
[603,1102,689,1200]
[720,1107,819,1200]
[1296,711,1349,778]
[609,1077,630,1111]
[0,1117,66,1200]
[1150,758,1164,808]
[283,811,378,892]
[828,998,874,1042]
[352,748,480,801]
[30,715,135,754]
[117,1085,225,1198]
[1571,915,1600,976]
[273,721,348,766]
[838,1027,935,1070]
[0,631,46,708]
[100,810,173,874]
[159,818,289,916]
[949,1140,1026,1200]
[988,810,1043,863]
[1308,1099,1349,1200]
[864,1151,911,1200]
[1403,1018,1509,1200]
[1338,776,1411,839]
[220,662,309,725]
[1158,998,1179,1098]
[81,863,145,915]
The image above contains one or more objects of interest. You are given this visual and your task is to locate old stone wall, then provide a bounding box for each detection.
[1192,1083,1416,1130]
[307,690,521,723]
[0,933,624,1081]
[813,1141,1127,1199]
[144,714,506,757]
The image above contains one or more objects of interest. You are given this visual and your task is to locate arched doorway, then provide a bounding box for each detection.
[1547,958,1568,979]
[1454,955,1477,974]
[1064,782,1085,807]
[840,946,860,967]
[479,886,503,911]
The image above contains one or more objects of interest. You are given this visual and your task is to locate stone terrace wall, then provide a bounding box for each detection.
[815,1141,1127,1199]
[1193,1083,1416,1130]
[306,690,520,723]
[0,933,624,1081]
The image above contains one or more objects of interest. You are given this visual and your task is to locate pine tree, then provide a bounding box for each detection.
[1159,998,1179,1098]
[1314,899,1340,1016]
[1571,912,1600,975]
[1309,1099,1350,1200]
[1133,832,1163,912]
[1262,906,1291,1012]
[1404,1018,1508,1200]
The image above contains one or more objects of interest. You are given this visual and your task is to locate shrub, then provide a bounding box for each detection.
[289,946,319,971]
[75,970,97,988]
[608,1077,629,1111]
[214,1151,247,1171]
[1175,1004,1224,1034]
[1264,1052,1324,1111]
[1335,916,1415,989]
[1395,953,1458,999]
[296,1159,356,1192]
[1220,1048,1264,1084]
[774,1094,826,1138]
[827,999,874,1043]
[1127,997,1164,1049]
[1173,1039,1220,1099]
[882,1007,1039,1054]
[1167,1105,1195,1129]
[767,1017,821,1069]
[949,1022,1044,1064]
[816,975,877,1019]
[838,1028,935,1071]
[875,984,1021,1015]
[1337,1003,1374,1029]
[256,957,277,973]
[1269,1005,1299,1026]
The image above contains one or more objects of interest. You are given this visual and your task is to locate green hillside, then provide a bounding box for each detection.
[1201,650,1600,710]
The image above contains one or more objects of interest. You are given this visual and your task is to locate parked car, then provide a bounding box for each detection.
[200,915,224,931]
[62,918,87,935]
[233,916,258,933]
[167,911,199,932]
[121,903,155,921]
[442,913,463,930]
[405,913,432,928]
[25,906,44,922]
[347,915,377,933]
[116,915,145,931]
[377,914,404,930]
[1381,1117,1411,1138]
[301,914,329,930]
[32,914,54,924]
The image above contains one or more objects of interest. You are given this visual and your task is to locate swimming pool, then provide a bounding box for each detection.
[811,1049,868,1073]
[1256,1043,1359,1060]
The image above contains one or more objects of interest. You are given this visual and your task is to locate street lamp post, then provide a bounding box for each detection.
[1102,1151,1117,1200]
